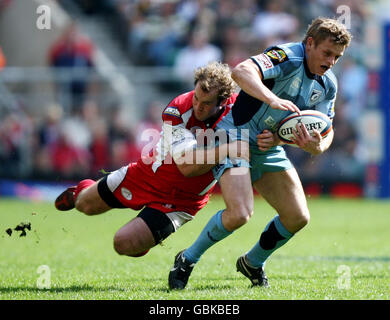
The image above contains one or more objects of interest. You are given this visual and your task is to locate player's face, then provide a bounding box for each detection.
[192,83,220,121]
[306,37,345,76]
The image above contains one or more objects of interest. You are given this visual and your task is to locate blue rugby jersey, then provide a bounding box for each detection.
[216,42,337,146]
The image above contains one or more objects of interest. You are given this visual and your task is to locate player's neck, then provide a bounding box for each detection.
[203,106,225,128]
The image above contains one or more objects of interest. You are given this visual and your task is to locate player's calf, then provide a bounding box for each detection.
[74,181,111,215]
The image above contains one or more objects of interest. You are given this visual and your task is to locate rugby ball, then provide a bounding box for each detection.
[277,110,332,146]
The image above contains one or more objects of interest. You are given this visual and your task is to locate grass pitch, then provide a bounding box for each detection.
[0,195,389,300]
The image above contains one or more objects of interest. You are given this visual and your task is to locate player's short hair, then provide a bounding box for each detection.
[303,17,352,47]
[194,61,236,102]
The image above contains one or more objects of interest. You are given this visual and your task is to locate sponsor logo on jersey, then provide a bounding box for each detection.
[291,77,302,89]
[310,89,322,103]
[264,115,277,129]
[163,106,181,117]
[257,53,273,70]
[121,187,132,200]
[266,49,287,63]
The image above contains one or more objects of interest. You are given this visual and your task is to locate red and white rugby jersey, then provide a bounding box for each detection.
[136,90,237,199]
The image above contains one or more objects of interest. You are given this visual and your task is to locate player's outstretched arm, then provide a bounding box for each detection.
[176,141,249,177]
[232,58,300,114]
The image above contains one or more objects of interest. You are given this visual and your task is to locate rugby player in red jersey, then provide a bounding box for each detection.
[54,62,248,257]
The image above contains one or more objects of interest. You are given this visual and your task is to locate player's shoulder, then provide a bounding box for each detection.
[261,42,304,77]
[264,42,304,66]
[162,91,194,123]
[165,91,194,113]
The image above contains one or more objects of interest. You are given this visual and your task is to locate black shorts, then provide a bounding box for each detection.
[137,207,176,244]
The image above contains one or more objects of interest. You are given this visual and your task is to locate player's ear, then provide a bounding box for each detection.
[306,37,314,49]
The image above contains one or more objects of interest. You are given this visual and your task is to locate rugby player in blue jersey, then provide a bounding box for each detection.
[169,17,352,289]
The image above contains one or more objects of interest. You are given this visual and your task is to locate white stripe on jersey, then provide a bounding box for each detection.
[107,166,128,192]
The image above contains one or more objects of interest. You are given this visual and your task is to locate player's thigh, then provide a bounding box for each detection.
[219,166,254,218]
[114,217,155,255]
[253,168,309,231]
[75,182,111,215]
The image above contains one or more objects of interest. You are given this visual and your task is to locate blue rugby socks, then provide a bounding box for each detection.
[245,215,294,268]
[183,210,232,263]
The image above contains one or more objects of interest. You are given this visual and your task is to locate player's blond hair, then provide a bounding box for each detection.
[303,17,352,47]
[194,61,236,102]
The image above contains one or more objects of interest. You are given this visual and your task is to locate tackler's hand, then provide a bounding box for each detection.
[256,130,279,152]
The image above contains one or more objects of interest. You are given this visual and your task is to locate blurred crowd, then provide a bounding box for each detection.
[0,96,163,181]
[0,0,372,188]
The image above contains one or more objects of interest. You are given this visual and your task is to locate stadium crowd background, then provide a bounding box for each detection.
[0,0,383,196]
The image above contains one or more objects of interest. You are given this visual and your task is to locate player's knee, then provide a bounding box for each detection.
[129,249,150,257]
[279,208,310,233]
[301,211,310,227]
[294,209,310,230]
[113,233,148,257]
[229,204,253,229]
[113,233,130,255]
[237,209,253,227]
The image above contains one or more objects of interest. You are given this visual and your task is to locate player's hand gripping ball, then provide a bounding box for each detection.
[277,110,332,147]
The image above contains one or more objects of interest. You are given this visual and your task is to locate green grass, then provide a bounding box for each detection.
[0,196,389,300]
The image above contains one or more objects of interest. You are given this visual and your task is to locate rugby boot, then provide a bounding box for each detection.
[236,255,269,287]
[55,186,76,211]
[168,250,195,290]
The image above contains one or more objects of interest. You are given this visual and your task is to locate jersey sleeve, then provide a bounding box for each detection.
[162,105,197,162]
[251,46,301,80]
